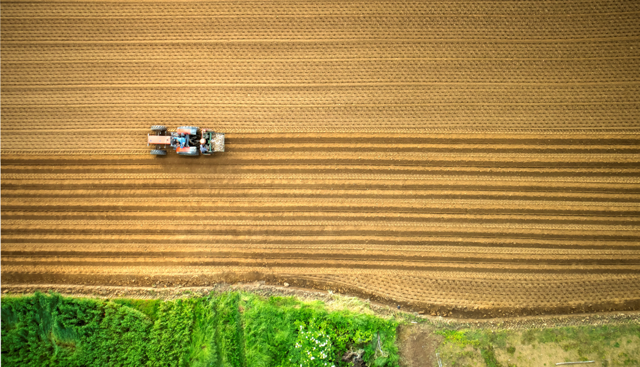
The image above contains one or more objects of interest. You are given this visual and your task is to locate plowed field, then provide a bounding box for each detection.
[2,0,640,318]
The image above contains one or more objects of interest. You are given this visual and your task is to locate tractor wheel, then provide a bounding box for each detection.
[150,149,167,156]
[151,125,167,132]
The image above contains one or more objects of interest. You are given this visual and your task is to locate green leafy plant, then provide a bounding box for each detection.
[289,322,335,367]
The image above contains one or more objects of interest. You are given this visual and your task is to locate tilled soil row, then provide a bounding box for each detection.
[5,189,639,204]
[3,1,638,18]
[9,237,640,259]
[3,14,639,42]
[5,121,640,140]
[4,211,639,226]
[4,167,640,181]
[5,85,640,106]
[6,171,640,181]
[7,264,639,282]
[5,251,640,267]
[5,40,640,62]
[7,133,640,144]
[7,60,639,83]
[10,139,640,154]
[5,178,639,193]
[4,198,640,215]
[7,133,640,154]
[5,235,640,251]
[4,221,639,239]
[5,245,639,257]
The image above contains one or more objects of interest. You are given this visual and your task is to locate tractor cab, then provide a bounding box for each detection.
[170,126,199,156]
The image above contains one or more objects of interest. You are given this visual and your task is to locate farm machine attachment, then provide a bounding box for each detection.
[147,126,225,156]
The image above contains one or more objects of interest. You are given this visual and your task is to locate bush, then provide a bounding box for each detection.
[1,292,151,366]
[2,291,399,367]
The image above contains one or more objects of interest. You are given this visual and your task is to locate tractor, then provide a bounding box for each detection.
[147,126,225,156]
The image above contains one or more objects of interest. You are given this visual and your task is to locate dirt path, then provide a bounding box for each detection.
[2,0,640,319]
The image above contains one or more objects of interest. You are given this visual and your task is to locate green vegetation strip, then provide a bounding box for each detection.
[1,292,398,367]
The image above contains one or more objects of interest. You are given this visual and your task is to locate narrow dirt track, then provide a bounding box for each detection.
[2,0,640,318]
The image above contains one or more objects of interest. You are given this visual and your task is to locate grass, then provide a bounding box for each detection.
[1,291,400,367]
[435,323,640,367]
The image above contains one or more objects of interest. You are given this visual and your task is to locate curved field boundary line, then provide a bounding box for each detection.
[5,266,640,283]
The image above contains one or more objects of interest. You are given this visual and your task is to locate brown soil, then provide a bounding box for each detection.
[2,0,640,319]
[397,324,443,367]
